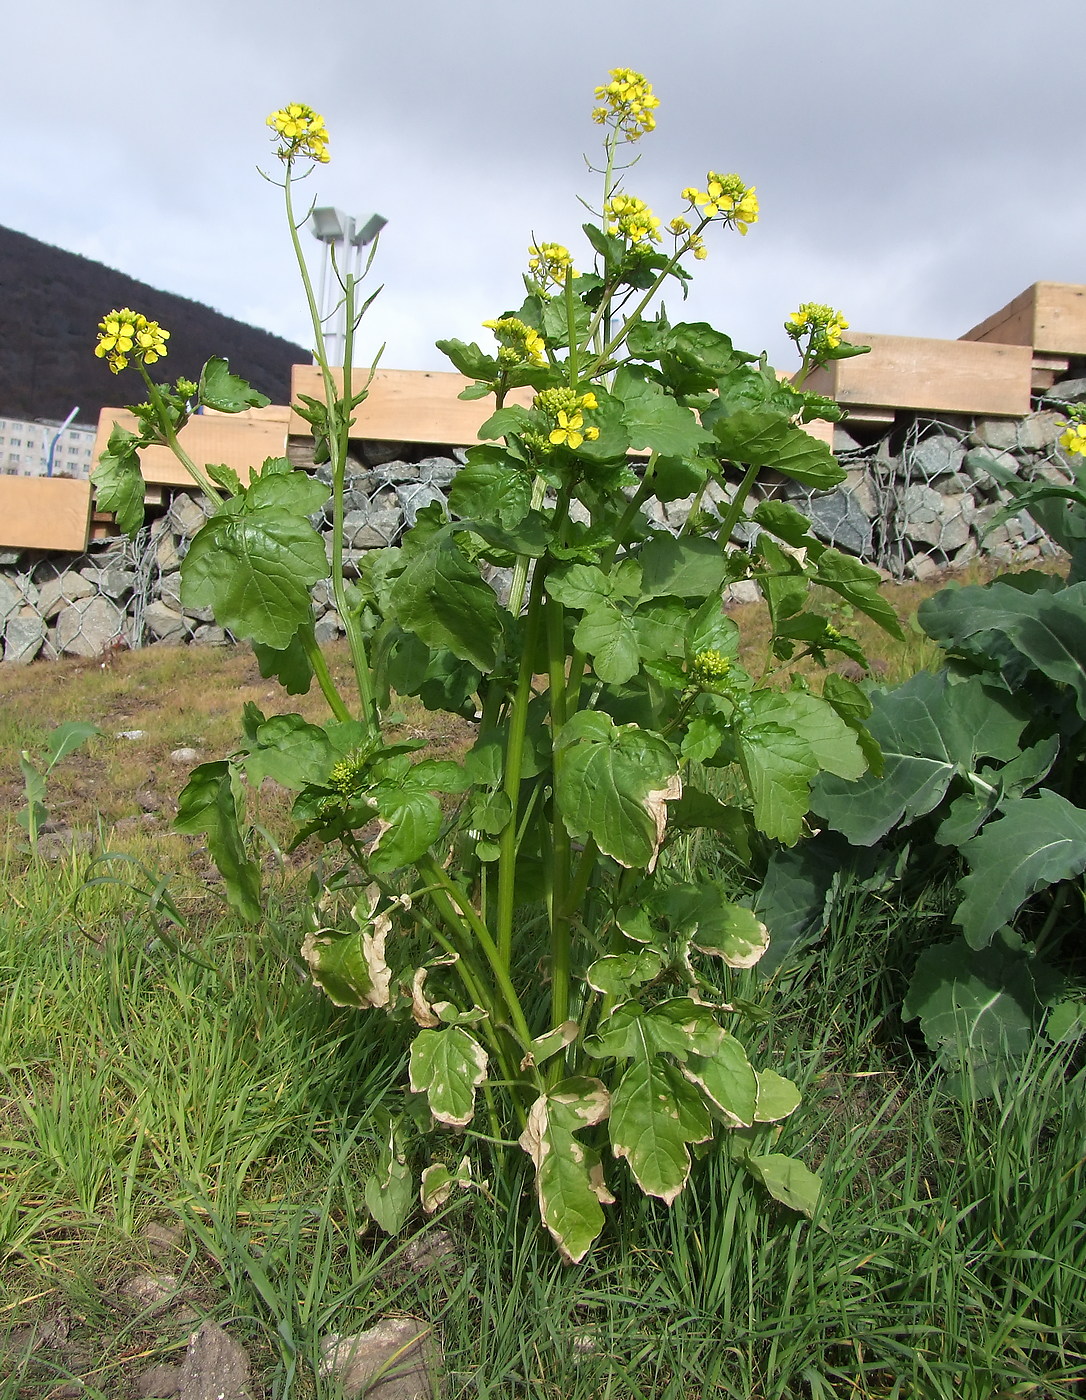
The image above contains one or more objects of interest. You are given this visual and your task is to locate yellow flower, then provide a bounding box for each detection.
[528,242,575,289]
[535,386,600,449]
[592,68,659,141]
[267,102,330,164]
[683,173,759,235]
[1060,422,1086,457]
[604,193,661,245]
[94,308,170,375]
[483,317,546,367]
[550,411,587,449]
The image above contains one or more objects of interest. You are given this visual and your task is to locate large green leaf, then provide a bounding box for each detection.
[609,1055,712,1204]
[638,534,729,601]
[738,724,819,846]
[409,1026,488,1127]
[180,509,327,648]
[682,1033,758,1126]
[612,365,713,458]
[745,1154,821,1217]
[711,409,844,488]
[369,784,444,872]
[955,790,1086,948]
[574,603,640,684]
[91,424,146,538]
[518,1078,613,1264]
[812,550,904,639]
[244,714,333,789]
[392,536,502,672]
[363,1116,413,1236]
[448,453,531,529]
[554,711,679,869]
[811,671,1028,846]
[301,911,392,1011]
[750,690,867,782]
[174,762,261,921]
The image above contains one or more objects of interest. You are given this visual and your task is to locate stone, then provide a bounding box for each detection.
[38,570,96,619]
[907,432,965,479]
[54,596,125,657]
[359,439,409,467]
[725,581,760,606]
[1048,377,1086,402]
[0,573,25,623]
[116,730,148,740]
[833,426,865,455]
[417,456,459,488]
[3,612,46,664]
[154,531,183,573]
[136,1363,182,1398]
[320,1317,439,1400]
[314,613,343,644]
[403,1229,459,1274]
[842,469,878,518]
[970,418,1019,452]
[122,1271,179,1316]
[0,549,23,566]
[1016,411,1061,453]
[396,484,446,528]
[963,448,1018,495]
[905,553,943,582]
[84,565,136,599]
[170,748,200,764]
[177,1320,253,1400]
[934,472,971,497]
[191,625,228,646]
[166,492,212,539]
[898,485,969,550]
[803,489,872,558]
[143,601,188,642]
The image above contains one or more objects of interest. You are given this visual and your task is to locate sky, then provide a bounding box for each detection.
[8,0,1086,381]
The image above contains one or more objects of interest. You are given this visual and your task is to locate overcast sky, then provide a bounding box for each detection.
[8,0,1085,381]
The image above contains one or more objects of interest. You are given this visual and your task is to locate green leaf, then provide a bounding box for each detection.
[812,671,1029,846]
[180,509,327,648]
[955,791,1086,948]
[448,453,531,529]
[575,603,641,684]
[198,357,270,412]
[738,724,819,846]
[174,762,261,921]
[206,462,243,496]
[586,950,663,996]
[518,1078,613,1264]
[750,690,867,782]
[682,1034,758,1127]
[44,721,100,770]
[369,785,443,872]
[745,1154,821,1217]
[554,711,679,869]
[639,534,729,601]
[245,460,330,516]
[363,1116,413,1235]
[609,1055,712,1204]
[712,409,844,488]
[301,902,392,1010]
[252,627,315,695]
[91,424,146,537]
[754,1068,802,1123]
[478,404,534,441]
[813,551,904,639]
[436,337,500,381]
[244,714,333,789]
[687,902,770,968]
[612,366,713,457]
[393,536,502,672]
[409,1026,489,1127]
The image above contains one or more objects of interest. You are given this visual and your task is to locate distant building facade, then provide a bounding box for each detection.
[0,416,96,478]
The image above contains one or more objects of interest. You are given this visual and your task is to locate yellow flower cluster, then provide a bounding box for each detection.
[267,103,330,164]
[668,215,707,260]
[681,173,759,235]
[483,317,546,368]
[785,303,850,350]
[535,386,600,450]
[528,242,575,289]
[605,193,661,245]
[1059,421,1086,457]
[94,308,170,375]
[591,68,659,140]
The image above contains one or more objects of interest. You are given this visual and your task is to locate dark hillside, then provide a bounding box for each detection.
[0,225,309,426]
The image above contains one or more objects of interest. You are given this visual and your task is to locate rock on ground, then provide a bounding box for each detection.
[320,1317,440,1399]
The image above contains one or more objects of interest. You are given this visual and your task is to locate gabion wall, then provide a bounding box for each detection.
[0,397,1077,665]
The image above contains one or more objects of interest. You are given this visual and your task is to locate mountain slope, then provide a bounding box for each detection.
[0,225,308,426]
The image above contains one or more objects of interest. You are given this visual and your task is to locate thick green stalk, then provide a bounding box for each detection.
[545,592,573,1034]
[299,629,351,722]
[139,372,223,504]
[715,460,761,546]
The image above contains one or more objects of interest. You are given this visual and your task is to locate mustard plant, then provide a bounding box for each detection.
[92,73,898,1260]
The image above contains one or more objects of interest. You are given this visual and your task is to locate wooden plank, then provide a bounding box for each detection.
[93,409,289,487]
[0,476,92,551]
[801,333,1032,417]
[962,282,1086,356]
[290,366,534,445]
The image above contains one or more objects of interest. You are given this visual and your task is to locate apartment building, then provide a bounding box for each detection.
[0,416,97,478]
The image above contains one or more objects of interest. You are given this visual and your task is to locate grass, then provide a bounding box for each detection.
[0,569,1082,1397]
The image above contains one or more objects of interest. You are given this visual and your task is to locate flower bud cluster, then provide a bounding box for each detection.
[688,649,732,691]
[482,317,546,368]
[681,174,759,236]
[668,215,707,261]
[267,103,330,164]
[591,68,659,140]
[94,309,170,375]
[528,242,575,289]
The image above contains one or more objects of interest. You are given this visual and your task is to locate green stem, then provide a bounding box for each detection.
[506,474,548,618]
[300,628,351,722]
[715,461,761,546]
[545,592,572,1034]
[140,371,223,503]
